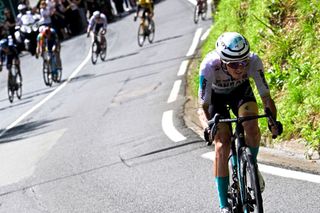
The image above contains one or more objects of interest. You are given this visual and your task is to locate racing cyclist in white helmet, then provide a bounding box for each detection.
[87,11,107,49]
[198,32,282,213]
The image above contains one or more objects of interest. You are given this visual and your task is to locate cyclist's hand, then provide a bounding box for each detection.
[268,120,283,139]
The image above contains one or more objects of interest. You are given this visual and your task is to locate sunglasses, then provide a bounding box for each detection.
[223,59,250,69]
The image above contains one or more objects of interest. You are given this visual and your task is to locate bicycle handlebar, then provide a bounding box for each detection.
[207,108,280,139]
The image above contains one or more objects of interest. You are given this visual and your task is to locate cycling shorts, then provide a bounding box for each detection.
[209,80,257,119]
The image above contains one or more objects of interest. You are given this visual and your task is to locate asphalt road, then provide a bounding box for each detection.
[0,0,319,212]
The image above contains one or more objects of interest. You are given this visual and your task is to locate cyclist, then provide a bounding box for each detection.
[36,26,62,73]
[134,0,154,22]
[87,11,107,49]
[196,0,207,13]
[0,37,21,80]
[198,32,282,213]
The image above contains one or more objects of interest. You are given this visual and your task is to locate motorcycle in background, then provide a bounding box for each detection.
[14,11,40,56]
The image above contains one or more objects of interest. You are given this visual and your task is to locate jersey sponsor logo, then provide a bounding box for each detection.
[258,70,269,90]
[214,78,247,89]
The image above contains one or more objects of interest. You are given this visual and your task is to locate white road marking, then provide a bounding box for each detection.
[201,151,320,184]
[167,80,182,103]
[0,129,66,186]
[187,0,213,6]
[162,110,186,142]
[201,27,211,41]
[0,49,91,138]
[186,28,203,57]
[177,60,189,76]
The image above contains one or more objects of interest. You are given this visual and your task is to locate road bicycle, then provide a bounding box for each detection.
[91,32,107,64]
[194,0,208,24]
[208,108,281,213]
[42,50,62,86]
[137,11,155,47]
[7,62,23,103]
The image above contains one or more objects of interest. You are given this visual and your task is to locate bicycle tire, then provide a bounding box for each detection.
[43,60,52,86]
[7,71,14,103]
[55,69,62,83]
[194,4,200,24]
[16,69,23,100]
[91,40,99,64]
[100,37,107,61]
[148,20,155,43]
[239,147,264,213]
[137,23,145,47]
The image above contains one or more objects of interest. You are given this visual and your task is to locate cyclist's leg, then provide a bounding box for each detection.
[211,91,232,209]
[230,81,260,162]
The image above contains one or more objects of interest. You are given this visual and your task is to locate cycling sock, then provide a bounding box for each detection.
[215,176,229,208]
[249,146,259,163]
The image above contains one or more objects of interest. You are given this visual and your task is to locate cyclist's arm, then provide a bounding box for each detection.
[87,16,95,34]
[198,61,214,129]
[101,14,108,31]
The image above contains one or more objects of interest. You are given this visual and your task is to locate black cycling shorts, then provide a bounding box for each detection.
[209,80,256,119]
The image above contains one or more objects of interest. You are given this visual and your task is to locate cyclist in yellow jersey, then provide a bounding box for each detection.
[134,0,154,21]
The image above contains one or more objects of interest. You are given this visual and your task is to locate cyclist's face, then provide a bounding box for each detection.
[225,59,249,79]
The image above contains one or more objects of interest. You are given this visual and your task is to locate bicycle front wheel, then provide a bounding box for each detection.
[194,4,200,24]
[148,20,155,43]
[239,147,264,213]
[16,69,23,99]
[137,23,145,47]
[91,40,99,64]
[43,60,52,87]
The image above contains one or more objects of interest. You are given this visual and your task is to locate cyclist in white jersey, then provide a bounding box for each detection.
[87,11,107,43]
[198,32,282,213]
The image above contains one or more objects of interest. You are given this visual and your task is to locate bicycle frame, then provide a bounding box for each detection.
[208,112,274,212]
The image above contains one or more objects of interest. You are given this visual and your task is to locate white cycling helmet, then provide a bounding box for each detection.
[17,4,27,11]
[216,32,250,62]
[93,11,101,18]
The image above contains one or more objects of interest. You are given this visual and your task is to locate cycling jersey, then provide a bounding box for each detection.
[37,28,59,52]
[0,45,19,70]
[137,0,153,12]
[199,50,270,105]
[87,13,107,33]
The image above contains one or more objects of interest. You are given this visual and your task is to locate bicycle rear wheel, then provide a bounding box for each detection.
[194,4,200,24]
[7,72,14,103]
[91,40,99,64]
[55,68,62,83]
[147,20,155,43]
[137,23,145,47]
[239,147,264,213]
[100,37,107,61]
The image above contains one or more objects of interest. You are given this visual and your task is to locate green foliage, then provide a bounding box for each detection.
[191,0,320,149]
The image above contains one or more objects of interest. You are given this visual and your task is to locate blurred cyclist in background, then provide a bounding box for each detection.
[87,11,107,47]
[134,0,154,22]
[36,26,62,72]
[0,36,22,80]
